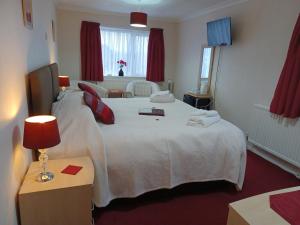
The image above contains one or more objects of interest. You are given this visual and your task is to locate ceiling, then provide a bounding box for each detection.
[56,0,247,21]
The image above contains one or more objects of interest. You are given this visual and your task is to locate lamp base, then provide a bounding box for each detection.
[38,171,54,182]
[37,149,54,182]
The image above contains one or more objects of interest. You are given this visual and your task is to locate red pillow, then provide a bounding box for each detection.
[83,92,115,124]
[78,83,100,99]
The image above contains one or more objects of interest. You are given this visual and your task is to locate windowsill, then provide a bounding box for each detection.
[104,76,146,81]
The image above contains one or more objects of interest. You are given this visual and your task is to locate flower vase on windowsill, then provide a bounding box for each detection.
[118,68,124,77]
[117,59,127,77]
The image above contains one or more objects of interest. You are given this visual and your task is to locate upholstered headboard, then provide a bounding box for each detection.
[28,63,60,115]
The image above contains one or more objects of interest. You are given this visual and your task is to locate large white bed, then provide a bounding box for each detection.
[48,91,246,207]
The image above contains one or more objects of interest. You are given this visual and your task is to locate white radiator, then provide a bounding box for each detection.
[249,104,300,168]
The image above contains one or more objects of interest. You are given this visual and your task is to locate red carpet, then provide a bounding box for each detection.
[94,151,300,225]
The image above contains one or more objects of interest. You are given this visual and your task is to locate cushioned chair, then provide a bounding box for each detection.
[126,80,160,97]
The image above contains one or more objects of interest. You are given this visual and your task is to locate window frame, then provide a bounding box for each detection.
[100,26,150,78]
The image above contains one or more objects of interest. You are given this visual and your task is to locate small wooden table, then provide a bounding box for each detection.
[107,89,132,98]
[183,92,212,109]
[19,156,95,225]
[227,186,300,225]
[108,89,124,98]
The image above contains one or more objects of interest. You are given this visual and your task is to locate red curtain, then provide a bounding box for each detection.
[80,21,104,81]
[270,14,300,118]
[146,28,165,82]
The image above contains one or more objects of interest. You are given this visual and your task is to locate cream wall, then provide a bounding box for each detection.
[174,0,300,133]
[0,0,57,224]
[57,8,178,90]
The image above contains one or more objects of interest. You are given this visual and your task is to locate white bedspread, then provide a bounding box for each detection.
[49,92,246,207]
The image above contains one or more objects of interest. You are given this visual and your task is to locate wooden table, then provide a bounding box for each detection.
[227,186,300,225]
[107,89,132,98]
[107,89,124,98]
[19,157,95,225]
[183,92,212,109]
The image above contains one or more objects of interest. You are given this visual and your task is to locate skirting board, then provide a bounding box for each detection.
[247,142,300,179]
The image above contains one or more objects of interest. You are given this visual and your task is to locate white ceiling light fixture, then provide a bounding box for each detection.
[130,0,147,28]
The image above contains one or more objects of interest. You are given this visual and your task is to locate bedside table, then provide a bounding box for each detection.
[19,156,94,225]
[183,92,212,110]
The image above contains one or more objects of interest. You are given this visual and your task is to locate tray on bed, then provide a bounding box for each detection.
[138,108,165,116]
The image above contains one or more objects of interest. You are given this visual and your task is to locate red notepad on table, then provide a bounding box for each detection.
[270,190,300,225]
[61,165,83,175]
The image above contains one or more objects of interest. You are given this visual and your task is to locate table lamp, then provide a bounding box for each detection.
[58,75,70,91]
[23,115,61,182]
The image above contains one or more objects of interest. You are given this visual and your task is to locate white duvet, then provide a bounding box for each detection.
[49,92,246,207]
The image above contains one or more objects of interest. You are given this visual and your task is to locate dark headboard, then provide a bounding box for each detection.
[28,63,60,115]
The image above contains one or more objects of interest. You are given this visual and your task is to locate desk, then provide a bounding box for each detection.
[183,92,212,109]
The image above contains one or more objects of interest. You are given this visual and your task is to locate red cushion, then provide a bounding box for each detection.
[83,92,115,124]
[78,83,100,99]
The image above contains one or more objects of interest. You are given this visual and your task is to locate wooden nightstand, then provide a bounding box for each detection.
[183,92,212,110]
[19,156,94,225]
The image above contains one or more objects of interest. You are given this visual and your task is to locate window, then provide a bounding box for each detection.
[100,27,149,77]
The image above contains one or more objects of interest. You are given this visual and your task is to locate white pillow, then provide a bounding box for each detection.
[69,80,108,98]
[151,90,170,97]
[56,90,66,101]
[150,93,175,103]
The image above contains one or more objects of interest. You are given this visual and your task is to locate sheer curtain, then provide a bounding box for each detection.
[101,27,149,77]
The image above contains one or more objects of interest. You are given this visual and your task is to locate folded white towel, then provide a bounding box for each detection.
[187,115,221,127]
[191,109,219,117]
[151,90,170,96]
[150,93,175,103]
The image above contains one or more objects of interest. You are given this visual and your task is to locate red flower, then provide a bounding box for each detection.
[117,59,127,66]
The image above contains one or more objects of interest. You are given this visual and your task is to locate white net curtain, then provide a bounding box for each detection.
[100,27,149,77]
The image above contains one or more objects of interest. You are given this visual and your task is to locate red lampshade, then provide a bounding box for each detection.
[23,115,61,150]
[58,76,70,87]
[130,12,147,28]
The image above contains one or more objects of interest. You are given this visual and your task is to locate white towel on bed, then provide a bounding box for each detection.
[150,91,175,103]
[187,116,221,127]
[191,109,219,117]
[187,115,221,127]
[153,90,170,96]
[187,109,221,127]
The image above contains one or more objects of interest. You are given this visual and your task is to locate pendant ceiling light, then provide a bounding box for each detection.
[130,0,147,28]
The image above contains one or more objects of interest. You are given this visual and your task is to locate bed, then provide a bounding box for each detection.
[27,64,247,207]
